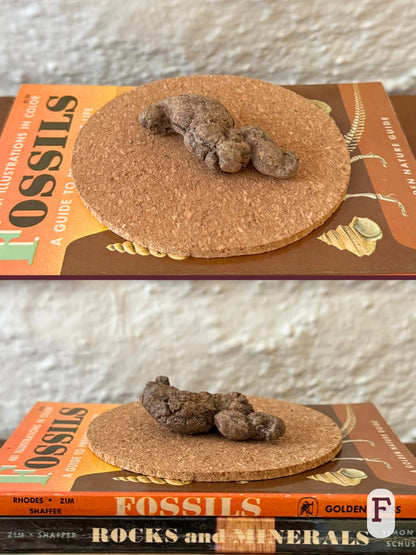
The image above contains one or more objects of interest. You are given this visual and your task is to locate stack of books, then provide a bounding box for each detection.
[1,401,415,552]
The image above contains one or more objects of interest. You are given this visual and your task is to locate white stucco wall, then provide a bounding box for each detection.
[1,0,416,444]
[1,280,416,442]
[1,0,416,96]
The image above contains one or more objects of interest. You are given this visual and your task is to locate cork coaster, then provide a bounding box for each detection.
[72,75,351,258]
[87,398,342,482]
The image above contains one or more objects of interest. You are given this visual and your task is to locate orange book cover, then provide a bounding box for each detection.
[1,401,416,519]
[0,82,415,277]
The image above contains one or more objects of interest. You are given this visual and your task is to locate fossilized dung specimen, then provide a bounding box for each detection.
[139,95,299,179]
[140,376,286,442]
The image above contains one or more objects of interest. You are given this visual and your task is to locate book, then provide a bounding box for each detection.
[0,82,416,277]
[1,401,416,518]
[1,401,416,553]
[1,515,415,552]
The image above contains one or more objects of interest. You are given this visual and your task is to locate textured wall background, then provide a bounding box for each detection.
[1,280,415,441]
[1,0,416,442]
[1,0,416,95]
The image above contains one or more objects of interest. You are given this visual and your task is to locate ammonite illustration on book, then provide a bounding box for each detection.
[86,377,343,483]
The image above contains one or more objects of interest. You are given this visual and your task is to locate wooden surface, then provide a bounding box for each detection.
[1,95,415,155]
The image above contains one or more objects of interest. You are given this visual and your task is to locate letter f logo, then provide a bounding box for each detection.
[367,489,395,538]
[372,497,391,522]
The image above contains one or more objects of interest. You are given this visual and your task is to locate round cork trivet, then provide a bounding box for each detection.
[87,398,342,482]
[72,75,351,258]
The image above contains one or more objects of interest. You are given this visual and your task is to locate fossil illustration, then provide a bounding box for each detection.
[113,474,192,486]
[342,84,408,217]
[343,439,375,446]
[340,404,357,438]
[344,192,408,217]
[106,241,188,260]
[318,216,383,257]
[344,84,366,153]
[316,84,408,258]
[339,404,374,445]
[333,457,392,469]
[344,85,386,167]
[310,99,332,115]
[350,153,387,166]
[307,468,368,487]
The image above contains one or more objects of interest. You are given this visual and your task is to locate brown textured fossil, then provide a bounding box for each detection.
[140,376,286,442]
[139,94,298,179]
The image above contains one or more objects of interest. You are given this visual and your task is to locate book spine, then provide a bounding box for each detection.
[2,492,415,518]
[0,516,414,553]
